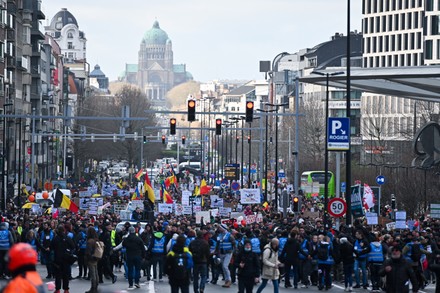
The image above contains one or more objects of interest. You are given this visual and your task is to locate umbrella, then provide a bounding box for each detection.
[22,202,38,209]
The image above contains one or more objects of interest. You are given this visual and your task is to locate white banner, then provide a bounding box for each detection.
[210,195,224,207]
[219,207,231,217]
[174,204,183,216]
[210,209,219,217]
[366,212,378,225]
[240,189,261,204]
[158,203,173,214]
[131,200,144,210]
[182,190,191,206]
[196,211,210,223]
[183,205,193,215]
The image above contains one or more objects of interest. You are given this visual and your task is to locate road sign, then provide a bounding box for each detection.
[278,169,285,178]
[327,117,350,151]
[341,182,346,193]
[231,182,240,191]
[328,198,347,217]
[376,175,385,185]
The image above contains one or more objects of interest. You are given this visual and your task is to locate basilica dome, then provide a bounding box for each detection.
[143,21,169,45]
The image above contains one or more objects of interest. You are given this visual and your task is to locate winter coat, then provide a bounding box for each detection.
[280,237,300,265]
[235,248,260,279]
[339,241,355,265]
[122,233,146,259]
[379,256,419,293]
[261,244,280,280]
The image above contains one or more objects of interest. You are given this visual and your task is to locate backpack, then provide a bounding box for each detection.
[93,241,105,259]
[173,253,189,280]
[411,244,421,262]
[317,243,329,261]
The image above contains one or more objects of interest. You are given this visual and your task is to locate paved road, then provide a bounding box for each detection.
[0,264,436,293]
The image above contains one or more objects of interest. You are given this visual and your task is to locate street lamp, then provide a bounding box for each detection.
[265,103,288,209]
[257,108,275,202]
[312,70,344,229]
[240,116,246,187]
[247,117,261,186]
[2,103,12,211]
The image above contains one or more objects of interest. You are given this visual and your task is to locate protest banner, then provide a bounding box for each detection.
[240,189,261,204]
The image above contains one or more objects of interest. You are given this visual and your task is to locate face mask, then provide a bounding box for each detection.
[244,247,251,252]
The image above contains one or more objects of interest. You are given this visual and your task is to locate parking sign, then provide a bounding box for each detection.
[327,117,350,151]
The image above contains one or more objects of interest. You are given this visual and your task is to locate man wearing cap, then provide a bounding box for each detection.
[122,226,146,289]
[217,223,236,288]
[380,246,419,293]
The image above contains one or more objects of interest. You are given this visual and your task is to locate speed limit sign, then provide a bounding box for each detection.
[328,198,347,217]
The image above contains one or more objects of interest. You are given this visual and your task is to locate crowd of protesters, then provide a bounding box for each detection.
[0,171,439,293]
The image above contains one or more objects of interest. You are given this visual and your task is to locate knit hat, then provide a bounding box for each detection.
[220,223,228,231]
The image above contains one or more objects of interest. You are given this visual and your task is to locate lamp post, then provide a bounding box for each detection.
[312,70,344,229]
[257,108,276,202]
[266,103,288,209]
[2,103,12,210]
[240,116,246,187]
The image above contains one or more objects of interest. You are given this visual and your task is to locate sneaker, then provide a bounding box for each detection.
[344,287,349,292]
[363,285,368,289]
[353,284,361,289]
[112,275,117,284]
[135,283,140,288]
[127,286,134,291]
[301,285,309,288]
[349,286,353,292]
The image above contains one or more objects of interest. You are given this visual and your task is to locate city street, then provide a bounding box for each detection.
[0,264,436,293]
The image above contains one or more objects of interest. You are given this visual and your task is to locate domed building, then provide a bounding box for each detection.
[121,21,193,106]
[45,8,87,63]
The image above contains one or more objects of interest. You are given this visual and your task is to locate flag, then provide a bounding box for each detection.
[53,189,79,213]
[143,172,155,203]
[164,177,171,189]
[132,186,141,200]
[135,169,144,181]
[363,183,375,210]
[200,179,211,195]
[170,165,179,188]
[194,185,200,196]
[161,184,173,204]
[116,179,123,189]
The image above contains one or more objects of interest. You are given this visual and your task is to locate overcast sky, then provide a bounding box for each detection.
[42,0,362,82]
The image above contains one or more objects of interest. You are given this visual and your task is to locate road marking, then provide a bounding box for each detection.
[149,280,155,292]
[332,284,346,290]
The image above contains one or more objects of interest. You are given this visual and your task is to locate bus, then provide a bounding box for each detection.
[300,171,335,198]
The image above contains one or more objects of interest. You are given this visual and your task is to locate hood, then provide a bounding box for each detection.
[371,241,381,248]
[154,232,163,239]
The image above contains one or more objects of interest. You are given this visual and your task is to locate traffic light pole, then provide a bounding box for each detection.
[140,128,144,169]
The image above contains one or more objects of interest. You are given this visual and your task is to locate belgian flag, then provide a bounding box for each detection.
[54,189,79,213]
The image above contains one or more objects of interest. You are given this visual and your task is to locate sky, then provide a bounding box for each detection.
[42,0,363,83]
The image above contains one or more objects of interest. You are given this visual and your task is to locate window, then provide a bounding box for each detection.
[426,0,434,11]
[67,31,74,39]
[407,12,412,29]
[366,37,371,53]
[414,12,418,28]
[407,53,412,65]
[22,26,30,44]
[379,36,383,51]
[437,39,440,59]
[425,40,433,59]
[413,53,419,65]
[364,18,369,33]
[397,34,402,50]
[417,32,422,49]
[382,15,387,32]
[404,33,408,50]
[401,13,406,30]
[376,16,381,32]
[388,15,393,30]
[373,36,377,52]
[68,42,73,49]
[381,55,386,66]
[394,14,399,30]
[388,55,392,66]
[370,17,374,33]
[431,15,439,35]
[391,35,396,50]
[385,35,389,51]
[410,33,415,49]
[373,0,377,12]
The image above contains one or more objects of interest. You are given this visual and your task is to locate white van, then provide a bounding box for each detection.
[178,162,201,173]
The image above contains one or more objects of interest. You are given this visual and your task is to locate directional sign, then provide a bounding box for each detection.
[327,117,350,151]
[341,182,346,193]
[328,198,347,218]
[376,175,385,185]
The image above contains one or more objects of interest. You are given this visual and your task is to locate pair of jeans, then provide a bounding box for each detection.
[77,249,88,277]
[88,261,99,291]
[318,263,332,289]
[343,263,354,288]
[152,254,164,279]
[369,263,382,290]
[354,258,367,286]
[301,259,312,285]
[256,278,279,293]
[284,262,299,287]
[126,256,141,286]
[171,283,190,293]
[193,263,208,292]
[220,253,233,282]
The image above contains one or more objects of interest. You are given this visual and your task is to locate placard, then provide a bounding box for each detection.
[182,190,191,206]
[79,190,92,198]
[175,204,183,216]
[386,222,396,231]
[240,189,261,204]
[256,213,263,223]
[210,209,219,217]
[210,195,224,207]
[219,207,232,217]
[246,214,256,224]
[183,205,192,215]
[351,185,364,217]
[395,211,406,221]
[196,211,210,224]
[158,203,173,214]
[131,200,144,210]
[366,212,378,225]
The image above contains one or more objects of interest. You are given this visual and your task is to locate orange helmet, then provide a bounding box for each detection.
[8,243,38,272]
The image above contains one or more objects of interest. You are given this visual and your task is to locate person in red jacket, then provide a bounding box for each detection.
[1,243,45,293]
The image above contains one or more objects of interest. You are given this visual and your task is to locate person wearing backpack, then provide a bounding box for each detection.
[256,238,281,293]
[189,230,210,293]
[85,226,99,293]
[317,234,334,290]
[165,235,193,293]
[402,237,430,289]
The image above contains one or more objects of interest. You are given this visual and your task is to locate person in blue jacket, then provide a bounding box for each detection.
[317,234,334,290]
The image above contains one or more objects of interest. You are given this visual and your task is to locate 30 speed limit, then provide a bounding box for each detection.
[328,198,347,217]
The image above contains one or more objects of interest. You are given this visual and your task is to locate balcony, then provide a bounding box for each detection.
[35,0,45,19]
[31,65,40,76]
[16,56,28,71]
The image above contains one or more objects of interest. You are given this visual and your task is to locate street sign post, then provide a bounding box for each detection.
[328,197,347,218]
[327,117,350,151]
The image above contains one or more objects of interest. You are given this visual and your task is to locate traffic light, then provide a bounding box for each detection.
[182,135,186,144]
[247,135,251,143]
[143,136,147,144]
[187,100,196,122]
[170,118,176,135]
[391,194,396,210]
[215,119,222,135]
[245,101,254,122]
[292,196,300,212]
[161,135,166,144]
